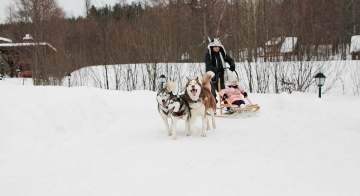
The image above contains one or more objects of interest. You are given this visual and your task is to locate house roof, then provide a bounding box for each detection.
[0,34,56,56]
[0,42,57,52]
[265,37,282,46]
[280,37,298,53]
[0,37,12,43]
[350,35,360,53]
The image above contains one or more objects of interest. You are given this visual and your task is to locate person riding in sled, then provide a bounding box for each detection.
[205,38,236,103]
[219,71,248,114]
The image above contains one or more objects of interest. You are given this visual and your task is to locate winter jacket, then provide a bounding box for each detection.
[205,52,235,83]
[219,83,246,104]
[205,38,236,83]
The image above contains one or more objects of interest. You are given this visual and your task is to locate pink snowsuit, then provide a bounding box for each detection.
[219,83,246,104]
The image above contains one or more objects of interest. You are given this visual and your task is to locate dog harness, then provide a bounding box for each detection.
[159,96,172,115]
[159,105,169,116]
[172,110,186,119]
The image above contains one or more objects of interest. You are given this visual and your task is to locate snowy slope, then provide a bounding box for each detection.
[1,79,360,196]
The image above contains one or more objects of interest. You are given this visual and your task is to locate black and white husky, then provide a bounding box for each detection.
[167,94,190,140]
[156,81,176,136]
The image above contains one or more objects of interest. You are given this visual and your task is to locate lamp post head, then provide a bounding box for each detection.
[159,74,166,84]
[314,72,326,87]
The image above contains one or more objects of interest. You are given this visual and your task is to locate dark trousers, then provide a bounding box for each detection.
[232,100,246,106]
[211,81,225,103]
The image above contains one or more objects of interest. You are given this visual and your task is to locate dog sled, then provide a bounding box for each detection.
[215,71,260,118]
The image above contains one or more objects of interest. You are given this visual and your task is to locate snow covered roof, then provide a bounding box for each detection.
[0,37,12,43]
[265,37,282,46]
[0,42,57,52]
[280,37,298,53]
[23,34,34,41]
[350,35,360,53]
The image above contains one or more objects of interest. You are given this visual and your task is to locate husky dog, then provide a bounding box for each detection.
[167,94,190,140]
[185,71,217,137]
[156,81,176,136]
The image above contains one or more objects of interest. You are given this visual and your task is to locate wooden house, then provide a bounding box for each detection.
[280,37,298,61]
[263,37,298,62]
[0,34,56,78]
[350,35,360,60]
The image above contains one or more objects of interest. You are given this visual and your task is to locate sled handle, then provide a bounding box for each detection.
[246,97,254,106]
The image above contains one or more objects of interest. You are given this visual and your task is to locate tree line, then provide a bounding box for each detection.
[0,0,359,89]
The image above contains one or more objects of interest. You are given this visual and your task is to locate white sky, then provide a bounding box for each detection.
[0,0,127,24]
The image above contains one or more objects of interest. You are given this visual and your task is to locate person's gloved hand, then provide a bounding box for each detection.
[243,92,248,98]
[222,94,228,100]
[230,66,235,71]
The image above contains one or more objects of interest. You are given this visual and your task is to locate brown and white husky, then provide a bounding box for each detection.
[185,71,217,137]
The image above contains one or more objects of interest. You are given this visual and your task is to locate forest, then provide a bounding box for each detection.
[0,0,359,92]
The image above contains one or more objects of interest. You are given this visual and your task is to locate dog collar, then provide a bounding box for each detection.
[191,99,200,103]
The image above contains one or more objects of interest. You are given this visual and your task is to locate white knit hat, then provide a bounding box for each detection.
[227,71,237,83]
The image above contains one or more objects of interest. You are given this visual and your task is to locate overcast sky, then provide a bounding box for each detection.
[0,0,129,24]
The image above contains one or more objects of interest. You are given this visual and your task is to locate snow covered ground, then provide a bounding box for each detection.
[1,78,360,196]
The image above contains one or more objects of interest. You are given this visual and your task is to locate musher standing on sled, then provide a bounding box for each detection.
[205,38,236,103]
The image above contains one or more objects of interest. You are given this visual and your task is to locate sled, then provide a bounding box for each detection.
[215,71,260,118]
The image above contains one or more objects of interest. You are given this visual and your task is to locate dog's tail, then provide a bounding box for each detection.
[202,71,215,91]
[165,81,176,93]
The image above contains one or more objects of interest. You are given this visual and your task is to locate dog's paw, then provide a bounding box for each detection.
[192,130,199,136]
[201,134,207,137]
[168,132,173,136]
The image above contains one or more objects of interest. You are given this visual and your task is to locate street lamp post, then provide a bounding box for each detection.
[0,62,3,78]
[314,72,326,98]
[67,73,71,87]
[16,67,20,78]
[159,74,166,88]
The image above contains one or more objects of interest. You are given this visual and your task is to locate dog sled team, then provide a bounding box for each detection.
[156,38,260,139]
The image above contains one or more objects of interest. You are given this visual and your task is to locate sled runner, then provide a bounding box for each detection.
[215,71,260,118]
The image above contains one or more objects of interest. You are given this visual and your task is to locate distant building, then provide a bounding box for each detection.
[0,34,56,78]
[265,37,282,56]
[263,36,298,61]
[0,37,12,43]
[280,37,298,61]
[350,35,360,60]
